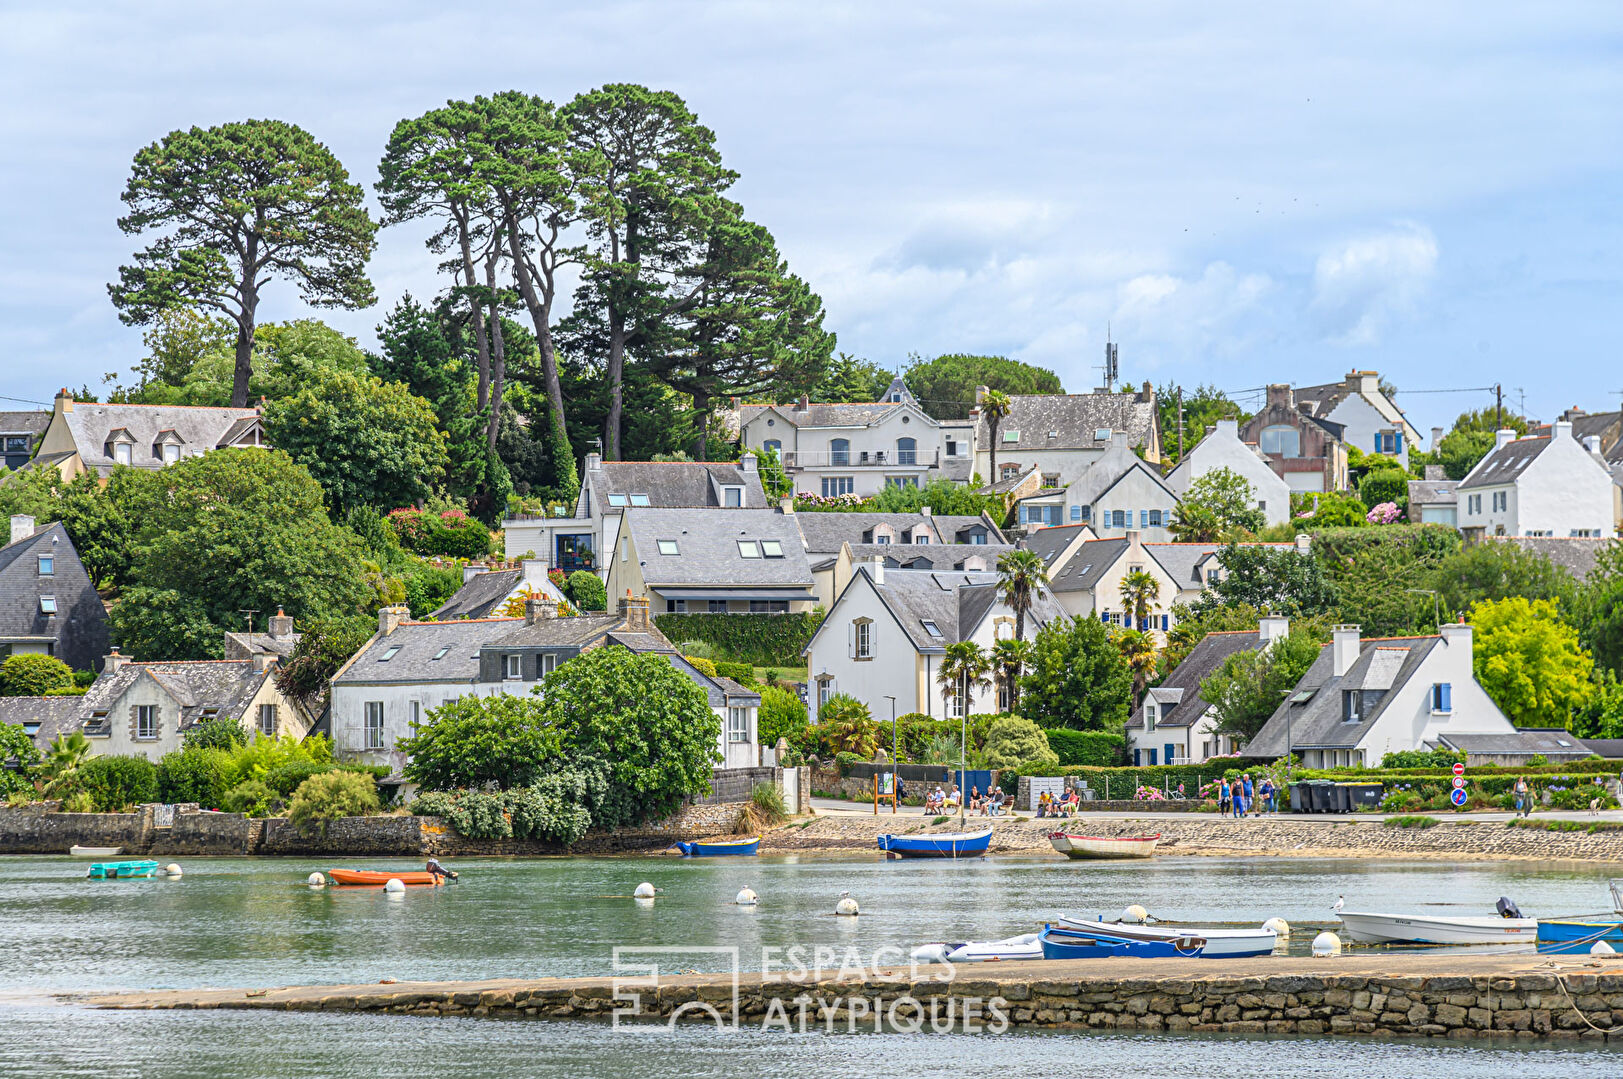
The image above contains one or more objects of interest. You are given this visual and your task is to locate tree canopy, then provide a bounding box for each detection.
[1198,633,1321,745]
[902,353,1063,420]
[1169,467,1265,541]
[1018,616,1134,731]
[1471,596,1594,727]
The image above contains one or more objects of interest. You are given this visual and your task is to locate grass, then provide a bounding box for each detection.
[931,815,950,826]
[1383,815,1440,829]
[754,666,808,685]
[1508,818,1623,834]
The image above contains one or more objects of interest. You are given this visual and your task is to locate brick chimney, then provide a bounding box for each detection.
[616,591,651,633]
[9,515,34,545]
[102,647,128,675]
[524,597,554,625]
[377,605,408,637]
[1332,624,1361,678]
[267,607,294,638]
[795,393,809,412]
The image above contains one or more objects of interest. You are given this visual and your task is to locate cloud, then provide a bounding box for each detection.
[1311,223,1438,346]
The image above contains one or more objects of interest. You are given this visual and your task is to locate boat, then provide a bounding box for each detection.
[1535,919,1623,953]
[1048,832,1160,860]
[877,827,993,858]
[326,868,445,887]
[1039,924,1205,960]
[1336,911,1537,945]
[69,845,122,858]
[86,860,159,880]
[1057,915,1277,958]
[675,836,760,857]
[911,933,1043,964]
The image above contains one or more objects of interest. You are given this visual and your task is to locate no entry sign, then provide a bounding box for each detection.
[1453,763,1466,776]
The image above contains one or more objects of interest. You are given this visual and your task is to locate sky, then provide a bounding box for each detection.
[2,1,1620,437]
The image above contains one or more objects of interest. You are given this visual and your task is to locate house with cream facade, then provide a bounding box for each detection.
[1165,419,1291,527]
[605,507,817,615]
[1014,435,1178,540]
[27,390,266,482]
[1457,421,1617,540]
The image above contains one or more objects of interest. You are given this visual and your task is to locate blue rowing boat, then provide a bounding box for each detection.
[1039,924,1205,960]
[877,827,993,858]
[1535,919,1623,953]
[676,836,760,856]
[86,860,159,880]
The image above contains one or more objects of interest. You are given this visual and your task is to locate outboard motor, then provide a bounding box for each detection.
[1496,896,1523,920]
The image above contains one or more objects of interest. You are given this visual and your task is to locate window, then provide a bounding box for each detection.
[114,443,132,466]
[1094,428,1112,442]
[1467,493,1481,515]
[162,443,181,464]
[874,533,891,545]
[410,700,421,728]
[886,476,918,489]
[945,438,959,456]
[821,476,854,497]
[748,600,788,613]
[723,487,742,507]
[763,439,781,456]
[760,539,783,558]
[666,599,687,613]
[738,540,761,558]
[539,653,556,677]
[37,555,52,576]
[1042,473,1060,488]
[1145,703,1157,732]
[896,437,917,465]
[710,600,729,613]
[1109,510,1126,528]
[1080,505,1091,523]
[1002,429,1019,443]
[135,705,157,739]
[4,436,27,453]
[431,646,450,661]
[629,494,651,507]
[1492,491,1507,512]
[830,438,850,466]
[258,703,278,736]
[504,654,522,680]
[1260,425,1300,458]
[1431,683,1452,713]
[657,539,680,556]
[914,534,930,544]
[1374,432,1402,455]
[890,391,903,403]
[1573,529,1602,538]
[39,595,56,614]
[1148,509,1163,527]
[920,619,942,638]
[727,706,751,743]
[607,494,629,507]
[379,646,400,662]
[1342,690,1362,722]
[854,619,872,659]
[818,678,835,707]
[364,702,384,749]
[999,463,1021,480]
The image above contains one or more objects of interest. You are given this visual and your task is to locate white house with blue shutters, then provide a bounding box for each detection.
[1292,371,1421,467]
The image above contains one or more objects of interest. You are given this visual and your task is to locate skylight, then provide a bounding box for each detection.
[379,646,401,662]
[760,540,783,558]
[921,619,943,638]
[39,595,56,614]
[1002,429,1019,442]
[658,539,679,555]
[607,494,629,507]
[1095,428,1111,441]
[738,541,761,558]
[629,494,651,506]
[431,646,450,661]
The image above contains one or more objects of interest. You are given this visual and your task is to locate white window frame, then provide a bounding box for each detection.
[723,486,743,507]
[135,704,157,740]
[539,653,557,677]
[726,706,750,744]
[39,595,56,614]
[257,703,277,736]
[657,539,679,555]
[363,701,385,750]
[37,554,53,576]
[162,443,181,464]
[504,653,522,680]
[114,442,132,466]
[1145,703,1157,732]
[854,619,872,659]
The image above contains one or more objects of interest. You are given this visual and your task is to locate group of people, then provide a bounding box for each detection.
[1035,789,1081,817]
[1217,774,1277,817]
[969,785,1009,816]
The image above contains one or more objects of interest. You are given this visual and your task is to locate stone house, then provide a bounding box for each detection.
[0,515,109,672]
[28,390,267,482]
[1239,384,1350,494]
[1292,370,1422,466]
[970,384,1161,490]
[605,507,816,615]
[739,378,975,498]
[1457,421,1617,539]
[1164,419,1291,528]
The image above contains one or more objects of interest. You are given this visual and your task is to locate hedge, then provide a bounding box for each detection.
[76,755,159,812]
[652,611,823,667]
[1043,729,1126,767]
[715,661,755,684]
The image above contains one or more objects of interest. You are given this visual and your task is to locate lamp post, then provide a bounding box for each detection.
[884,695,897,815]
[958,670,968,830]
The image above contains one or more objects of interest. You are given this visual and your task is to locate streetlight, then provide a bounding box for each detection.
[1406,589,1441,630]
[883,695,897,815]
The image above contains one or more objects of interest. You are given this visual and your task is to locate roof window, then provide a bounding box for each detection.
[39,595,56,614]
[431,646,450,661]
[760,540,783,558]
[629,494,651,507]
[658,539,680,556]
[607,494,629,507]
[738,540,761,558]
[1002,429,1019,443]
[921,619,943,638]
[379,646,401,662]
[1095,428,1112,442]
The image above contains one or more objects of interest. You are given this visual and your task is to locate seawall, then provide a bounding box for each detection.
[80,954,1623,1042]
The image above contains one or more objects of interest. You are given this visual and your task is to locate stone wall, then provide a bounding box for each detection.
[0,804,149,853]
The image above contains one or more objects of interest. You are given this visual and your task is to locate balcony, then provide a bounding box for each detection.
[782,449,942,470]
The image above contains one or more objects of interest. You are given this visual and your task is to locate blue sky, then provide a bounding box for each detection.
[2,1,1620,436]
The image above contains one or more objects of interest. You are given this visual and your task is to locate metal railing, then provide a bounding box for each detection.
[782,449,941,469]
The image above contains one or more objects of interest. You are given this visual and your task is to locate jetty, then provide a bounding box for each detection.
[80,953,1623,1041]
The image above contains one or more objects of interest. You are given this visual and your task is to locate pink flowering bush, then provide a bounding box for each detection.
[1133,785,1166,801]
[1366,501,1402,525]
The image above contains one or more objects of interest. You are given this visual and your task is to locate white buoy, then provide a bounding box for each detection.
[1592,940,1616,955]
[735,887,758,906]
[307,872,326,887]
[1118,904,1149,924]
[1311,931,1342,957]
[1262,917,1290,939]
[384,878,405,894]
[163,863,182,878]
[835,895,859,917]
[633,882,656,899]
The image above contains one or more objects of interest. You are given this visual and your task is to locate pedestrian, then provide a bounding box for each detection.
[1230,777,1244,819]
[1218,779,1230,815]
[1259,776,1274,814]
[1241,774,1254,818]
[1513,776,1530,818]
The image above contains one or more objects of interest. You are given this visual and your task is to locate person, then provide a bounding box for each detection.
[991,789,1006,816]
[1241,774,1254,818]
[1513,776,1531,818]
[1230,778,1244,820]
[426,857,458,882]
[969,785,982,812]
[1258,777,1274,814]
[1218,779,1230,815]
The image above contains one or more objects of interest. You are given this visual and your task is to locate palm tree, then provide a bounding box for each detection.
[991,637,1032,713]
[937,640,992,720]
[38,732,92,797]
[1119,568,1161,632]
[1114,627,1159,703]
[981,389,1013,484]
[996,548,1050,642]
[818,694,878,757]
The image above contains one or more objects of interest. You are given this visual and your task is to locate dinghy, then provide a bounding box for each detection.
[1057,915,1277,958]
[877,827,993,858]
[86,860,159,880]
[1039,924,1205,960]
[69,845,122,858]
[1535,919,1623,953]
[327,868,445,887]
[1048,832,1159,860]
[675,836,760,856]
[911,933,1042,964]
[1336,910,1537,945]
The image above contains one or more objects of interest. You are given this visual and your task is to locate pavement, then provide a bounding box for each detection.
[809,796,1623,825]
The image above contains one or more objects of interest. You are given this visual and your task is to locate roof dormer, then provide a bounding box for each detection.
[105,427,136,466]
[153,428,186,465]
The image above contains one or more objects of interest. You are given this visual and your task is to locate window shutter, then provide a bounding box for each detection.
[1441,683,1451,711]
[847,620,855,659]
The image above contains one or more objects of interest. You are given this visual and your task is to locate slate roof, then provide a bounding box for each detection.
[793,512,977,554]
[591,460,766,508]
[1581,738,1623,759]
[0,411,50,437]
[1459,435,1549,490]
[334,619,518,685]
[0,695,83,747]
[844,568,1066,653]
[740,401,902,429]
[1065,439,1176,508]
[0,520,109,672]
[1437,730,1591,759]
[1049,538,1130,593]
[57,400,265,475]
[1244,635,1443,756]
[844,542,1013,572]
[986,466,1040,494]
[487,613,626,649]
[223,630,301,658]
[1407,476,1459,506]
[79,660,268,733]
[1143,543,1223,587]
[1495,537,1617,583]
[432,569,523,620]
[626,508,814,588]
[974,392,1157,454]
[1025,523,1093,566]
[1126,630,1264,730]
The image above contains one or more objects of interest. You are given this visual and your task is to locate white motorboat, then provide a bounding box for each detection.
[1048,832,1160,860]
[69,846,122,858]
[1057,916,1278,958]
[1336,911,1538,945]
[910,933,1042,963]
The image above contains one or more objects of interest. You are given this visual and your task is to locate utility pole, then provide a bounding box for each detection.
[1176,386,1184,461]
[1495,384,1502,431]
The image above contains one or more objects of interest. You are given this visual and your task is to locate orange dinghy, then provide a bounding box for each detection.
[327,868,443,887]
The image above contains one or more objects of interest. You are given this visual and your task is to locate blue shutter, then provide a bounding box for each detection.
[1161,614,1169,631]
[1395,432,1404,452]
[1139,509,1148,529]
[1440,683,1451,711]
[1100,611,1110,623]
[1070,504,1080,522]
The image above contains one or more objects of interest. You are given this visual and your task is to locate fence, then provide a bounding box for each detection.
[691,766,781,806]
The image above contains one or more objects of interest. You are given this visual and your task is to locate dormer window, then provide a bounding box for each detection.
[162,444,180,464]
[114,443,132,466]
[723,487,742,507]
[39,595,56,614]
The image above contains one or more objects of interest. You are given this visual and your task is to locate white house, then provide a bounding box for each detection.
[1164,419,1291,527]
[1457,421,1617,539]
[1293,370,1421,466]
[738,378,974,498]
[792,507,1006,606]
[1126,618,1291,766]
[803,563,1067,720]
[605,507,817,615]
[431,560,567,619]
[1058,434,1178,541]
[1244,622,1516,768]
[971,383,1161,490]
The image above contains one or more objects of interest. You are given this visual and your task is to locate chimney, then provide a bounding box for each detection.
[1554,419,1573,442]
[1431,426,1444,451]
[1438,619,1473,652]
[585,451,603,473]
[267,607,294,638]
[795,393,809,411]
[920,505,932,517]
[251,652,277,674]
[1294,532,1312,556]
[867,556,885,585]
[779,495,795,517]
[1424,464,1445,481]
[56,388,73,414]
[9,515,35,545]
[616,591,651,633]
[1138,380,1153,404]
[377,605,408,637]
[1332,624,1361,678]
[975,385,990,406]
[1125,528,1142,553]
[463,563,487,584]
[1352,371,1379,394]
[1583,435,1602,455]
[524,597,554,625]
[102,647,128,675]
[1494,429,1516,451]
[1214,419,1238,439]
[519,558,549,587]
[1258,616,1290,648]
[740,451,757,474]
[1265,384,1296,413]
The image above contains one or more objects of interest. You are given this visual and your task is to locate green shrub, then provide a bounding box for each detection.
[221,779,279,818]
[1546,784,1619,811]
[677,640,717,660]
[1384,815,1439,829]
[264,760,336,797]
[0,654,75,696]
[0,722,42,797]
[1379,748,1465,769]
[982,716,1059,771]
[567,570,606,611]
[1358,467,1410,510]
[43,686,87,696]
[758,686,808,748]
[183,716,246,751]
[60,790,94,813]
[288,771,380,836]
[75,755,159,812]
[749,782,787,824]
[401,560,462,618]
[157,748,234,808]
[1379,790,1425,813]
[1043,729,1126,767]
[410,780,595,846]
[714,661,755,684]
[652,611,824,666]
[834,751,861,776]
[684,655,719,678]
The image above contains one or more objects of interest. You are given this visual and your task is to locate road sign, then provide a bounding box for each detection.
[1450,788,1468,807]
[1453,763,1466,776]
[1452,776,1468,790]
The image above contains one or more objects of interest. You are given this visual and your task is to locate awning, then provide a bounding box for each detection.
[655,588,817,602]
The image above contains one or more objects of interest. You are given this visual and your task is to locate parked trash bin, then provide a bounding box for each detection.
[1328,784,1354,813]
[1345,783,1384,810]
[1306,781,1335,813]
[1290,782,1307,812]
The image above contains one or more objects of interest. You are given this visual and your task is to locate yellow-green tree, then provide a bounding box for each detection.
[1471,597,1594,727]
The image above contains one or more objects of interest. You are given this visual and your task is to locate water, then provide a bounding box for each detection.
[3,854,1619,1077]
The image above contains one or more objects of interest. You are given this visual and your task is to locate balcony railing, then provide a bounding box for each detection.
[782,449,942,470]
